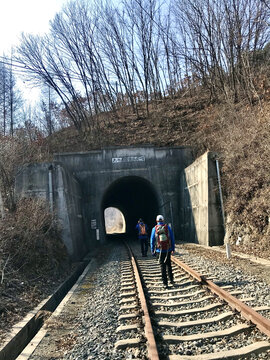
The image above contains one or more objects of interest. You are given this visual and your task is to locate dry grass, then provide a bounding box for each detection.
[0,198,68,274]
[0,198,71,342]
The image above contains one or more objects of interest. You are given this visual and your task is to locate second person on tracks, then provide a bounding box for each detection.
[135,218,149,257]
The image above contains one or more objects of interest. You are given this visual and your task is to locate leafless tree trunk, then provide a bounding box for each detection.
[0,59,8,135]
[0,189,5,219]
[0,54,22,136]
[9,55,14,136]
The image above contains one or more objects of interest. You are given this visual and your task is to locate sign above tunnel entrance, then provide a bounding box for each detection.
[112,156,145,163]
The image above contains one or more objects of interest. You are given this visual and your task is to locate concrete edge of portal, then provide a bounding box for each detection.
[0,253,93,360]
[52,144,193,157]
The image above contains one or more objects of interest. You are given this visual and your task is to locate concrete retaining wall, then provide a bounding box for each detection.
[54,164,86,259]
[180,152,224,246]
[15,163,86,260]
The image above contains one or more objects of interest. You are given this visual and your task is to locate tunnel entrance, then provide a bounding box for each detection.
[101,176,159,240]
[104,207,126,234]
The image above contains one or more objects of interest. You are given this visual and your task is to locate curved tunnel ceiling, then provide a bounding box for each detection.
[101,176,160,238]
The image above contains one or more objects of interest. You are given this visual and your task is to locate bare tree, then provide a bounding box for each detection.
[15,0,270,133]
[0,59,8,135]
[0,188,4,218]
[99,5,139,115]
[173,0,270,103]
[0,54,23,136]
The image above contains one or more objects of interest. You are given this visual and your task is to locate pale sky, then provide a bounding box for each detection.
[0,0,69,54]
[0,0,70,103]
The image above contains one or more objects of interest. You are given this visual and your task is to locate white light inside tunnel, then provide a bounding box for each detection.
[104,207,126,234]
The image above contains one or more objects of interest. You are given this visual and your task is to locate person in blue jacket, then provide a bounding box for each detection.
[135,218,149,257]
[150,214,175,288]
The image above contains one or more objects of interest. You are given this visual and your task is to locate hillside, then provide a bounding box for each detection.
[46,94,270,260]
[0,91,270,344]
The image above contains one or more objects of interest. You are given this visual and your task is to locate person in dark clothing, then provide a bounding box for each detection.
[135,218,149,257]
[150,214,175,288]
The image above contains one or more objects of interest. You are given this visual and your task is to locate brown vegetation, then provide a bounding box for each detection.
[0,198,70,342]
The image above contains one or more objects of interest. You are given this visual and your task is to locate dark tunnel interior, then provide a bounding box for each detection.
[101,176,160,240]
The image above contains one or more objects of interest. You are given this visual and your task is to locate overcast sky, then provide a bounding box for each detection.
[0,0,69,54]
[0,0,70,103]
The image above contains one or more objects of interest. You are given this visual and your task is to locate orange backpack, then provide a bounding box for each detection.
[139,223,147,235]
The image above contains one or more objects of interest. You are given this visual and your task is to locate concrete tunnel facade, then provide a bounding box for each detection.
[15,146,224,260]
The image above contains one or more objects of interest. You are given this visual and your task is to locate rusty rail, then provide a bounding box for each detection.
[172,255,270,337]
[125,244,160,360]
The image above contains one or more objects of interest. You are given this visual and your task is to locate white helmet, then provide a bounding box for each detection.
[156,214,164,222]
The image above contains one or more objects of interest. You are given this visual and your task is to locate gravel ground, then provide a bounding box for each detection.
[133,242,270,359]
[28,242,147,360]
[11,241,270,359]
[178,245,270,311]
[161,244,270,358]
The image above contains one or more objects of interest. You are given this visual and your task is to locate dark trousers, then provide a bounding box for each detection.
[159,251,173,285]
[140,237,148,256]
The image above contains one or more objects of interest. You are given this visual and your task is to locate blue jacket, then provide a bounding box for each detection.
[135,222,149,239]
[150,222,175,253]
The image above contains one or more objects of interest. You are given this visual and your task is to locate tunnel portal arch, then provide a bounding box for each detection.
[101,176,160,239]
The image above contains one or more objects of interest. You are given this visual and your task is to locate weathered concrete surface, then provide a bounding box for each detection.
[15,162,86,260]
[54,164,86,260]
[15,146,194,258]
[53,146,193,251]
[15,146,225,259]
[180,152,224,246]
[15,163,52,200]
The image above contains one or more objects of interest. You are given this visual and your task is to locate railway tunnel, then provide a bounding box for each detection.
[101,176,159,240]
[15,146,225,260]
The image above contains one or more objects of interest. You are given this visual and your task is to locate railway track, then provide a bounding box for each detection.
[117,241,270,359]
[3,241,270,359]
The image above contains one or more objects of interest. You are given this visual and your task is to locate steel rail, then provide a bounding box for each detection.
[172,255,270,338]
[125,243,160,360]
